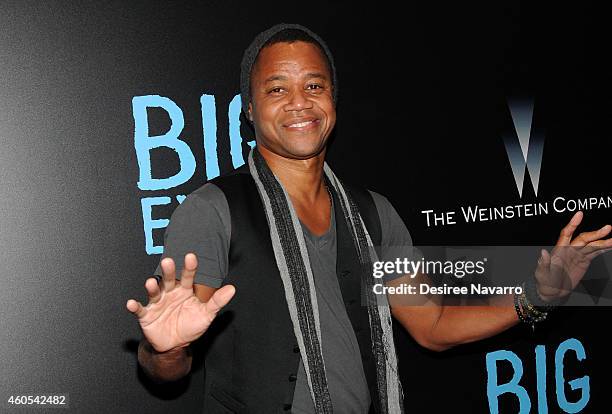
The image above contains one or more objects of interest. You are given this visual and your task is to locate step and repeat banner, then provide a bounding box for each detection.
[1,1,610,413]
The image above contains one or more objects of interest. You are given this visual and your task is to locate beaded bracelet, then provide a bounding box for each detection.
[514,282,548,331]
[519,291,548,322]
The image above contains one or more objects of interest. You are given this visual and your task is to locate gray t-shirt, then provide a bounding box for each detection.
[154,183,413,413]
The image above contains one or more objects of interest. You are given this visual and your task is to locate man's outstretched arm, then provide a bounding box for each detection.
[389,272,518,352]
[389,212,612,352]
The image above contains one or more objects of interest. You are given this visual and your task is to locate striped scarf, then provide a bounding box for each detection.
[248,148,404,413]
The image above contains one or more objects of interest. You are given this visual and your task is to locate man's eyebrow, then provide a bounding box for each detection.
[304,72,328,80]
[263,73,329,83]
[264,75,288,83]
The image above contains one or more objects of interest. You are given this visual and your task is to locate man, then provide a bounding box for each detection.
[126,23,612,413]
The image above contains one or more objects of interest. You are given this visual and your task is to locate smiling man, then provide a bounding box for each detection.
[127,23,612,413]
[247,38,335,161]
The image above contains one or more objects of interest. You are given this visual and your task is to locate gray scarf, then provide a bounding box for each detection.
[248,149,403,413]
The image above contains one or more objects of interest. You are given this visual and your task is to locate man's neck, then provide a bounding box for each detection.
[257,146,326,204]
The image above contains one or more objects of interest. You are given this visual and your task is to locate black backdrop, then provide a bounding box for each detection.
[1,1,610,413]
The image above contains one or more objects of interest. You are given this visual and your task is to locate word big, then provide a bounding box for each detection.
[486,338,589,413]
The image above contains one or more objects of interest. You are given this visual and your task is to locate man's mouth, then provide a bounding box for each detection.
[284,118,320,130]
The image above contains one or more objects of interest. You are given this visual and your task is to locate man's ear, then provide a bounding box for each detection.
[247,102,253,122]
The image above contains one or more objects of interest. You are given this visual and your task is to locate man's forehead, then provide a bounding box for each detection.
[253,42,331,77]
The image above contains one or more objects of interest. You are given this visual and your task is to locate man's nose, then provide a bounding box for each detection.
[283,89,313,111]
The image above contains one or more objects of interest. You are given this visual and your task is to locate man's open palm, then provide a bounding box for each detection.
[126,253,235,352]
[536,211,612,300]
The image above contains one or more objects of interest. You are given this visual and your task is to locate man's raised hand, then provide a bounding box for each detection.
[126,253,235,352]
[535,211,612,300]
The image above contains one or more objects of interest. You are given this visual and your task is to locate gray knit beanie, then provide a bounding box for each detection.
[240,23,338,117]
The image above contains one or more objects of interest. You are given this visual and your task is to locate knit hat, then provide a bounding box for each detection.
[239,23,338,117]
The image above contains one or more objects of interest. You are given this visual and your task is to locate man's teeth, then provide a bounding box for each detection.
[288,120,315,128]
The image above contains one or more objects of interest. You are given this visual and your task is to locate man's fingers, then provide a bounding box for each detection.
[536,249,551,274]
[160,257,176,291]
[571,224,612,247]
[556,211,583,246]
[587,247,612,261]
[582,238,612,255]
[145,277,161,304]
[180,253,198,289]
[540,249,551,266]
[204,285,236,315]
[126,299,147,318]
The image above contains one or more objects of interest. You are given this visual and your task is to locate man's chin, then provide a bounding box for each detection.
[256,134,328,160]
[273,135,325,158]
[281,145,327,160]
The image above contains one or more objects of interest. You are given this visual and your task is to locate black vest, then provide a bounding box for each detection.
[201,165,382,413]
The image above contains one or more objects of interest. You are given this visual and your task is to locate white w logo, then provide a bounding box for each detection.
[502,99,545,198]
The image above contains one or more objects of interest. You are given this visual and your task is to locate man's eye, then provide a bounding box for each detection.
[307,84,323,90]
[269,87,284,94]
